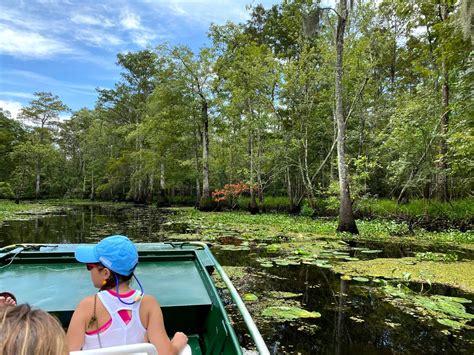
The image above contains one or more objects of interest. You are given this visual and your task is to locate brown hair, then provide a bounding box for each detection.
[95,263,133,291]
[0,304,68,355]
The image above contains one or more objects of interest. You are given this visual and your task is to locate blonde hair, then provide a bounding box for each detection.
[0,304,68,355]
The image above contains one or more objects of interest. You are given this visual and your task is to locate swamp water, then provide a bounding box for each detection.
[0,204,472,354]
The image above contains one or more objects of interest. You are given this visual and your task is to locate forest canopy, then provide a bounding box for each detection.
[0,0,472,223]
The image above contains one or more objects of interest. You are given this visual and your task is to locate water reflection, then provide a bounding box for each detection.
[1,205,473,354]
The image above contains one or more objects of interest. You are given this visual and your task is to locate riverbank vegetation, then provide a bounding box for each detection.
[0,0,472,235]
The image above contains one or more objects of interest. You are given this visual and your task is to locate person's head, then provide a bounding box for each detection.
[0,304,68,355]
[75,235,138,290]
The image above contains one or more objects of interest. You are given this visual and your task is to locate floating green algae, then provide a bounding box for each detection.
[243,293,259,302]
[268,291,302,299]
[333,258,474,293]
[261,306,321,321]
[415,252,458,262]
[436,318,465,330]
[352,277,370,282]
[381,285,474,330]
[360,249,383,254]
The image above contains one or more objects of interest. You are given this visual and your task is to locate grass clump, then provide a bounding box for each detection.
[0,200,57,224]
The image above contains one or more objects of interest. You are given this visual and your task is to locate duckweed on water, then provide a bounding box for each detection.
[261,306,321,321]
[167,208,474,249]
[415,251,458,262]
[268,291,302,299]
[381,285,474,330]
[243,293,259,302]
[334,258,474,293]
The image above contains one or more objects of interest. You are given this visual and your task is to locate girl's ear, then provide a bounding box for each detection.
[103,268,111,278]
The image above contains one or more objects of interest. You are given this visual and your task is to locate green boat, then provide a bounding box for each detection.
[0,242,270,355]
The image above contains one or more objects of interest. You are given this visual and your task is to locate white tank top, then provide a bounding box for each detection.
[82,290,147,350]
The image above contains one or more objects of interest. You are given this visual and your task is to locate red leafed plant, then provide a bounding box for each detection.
[212,182,252,209]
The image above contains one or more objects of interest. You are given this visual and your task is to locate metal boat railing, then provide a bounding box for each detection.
[188,242,270,355]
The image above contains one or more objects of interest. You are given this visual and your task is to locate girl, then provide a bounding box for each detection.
[67,235,188,354]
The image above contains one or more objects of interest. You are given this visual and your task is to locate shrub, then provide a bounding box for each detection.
[0,182,14,199]
[300,202,314,217]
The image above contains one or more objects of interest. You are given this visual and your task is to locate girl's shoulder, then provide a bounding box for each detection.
[140,294,162,311]
[76,294,97,310]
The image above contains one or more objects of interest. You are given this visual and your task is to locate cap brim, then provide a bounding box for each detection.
[75,245,99,263]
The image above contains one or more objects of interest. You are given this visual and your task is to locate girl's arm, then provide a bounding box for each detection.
[144,296,188,355]
[66,298,91,351]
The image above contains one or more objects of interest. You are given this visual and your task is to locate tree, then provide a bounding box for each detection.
[169,46,216,209]
[18,92,69,198]
[334,0,359,233]
[0,109,25,183]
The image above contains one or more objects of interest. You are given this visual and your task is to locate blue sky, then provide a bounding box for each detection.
[0,0,285,119]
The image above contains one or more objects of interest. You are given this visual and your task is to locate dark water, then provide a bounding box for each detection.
[1,205,473,354]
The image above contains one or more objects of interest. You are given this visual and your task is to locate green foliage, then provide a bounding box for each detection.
[415,252,458,262]
[198,196,218,211]
[1,0,472,225]
[382,285,474,330]
[299,202,314,217]
[261,306,321,321]
[0,182,14,199]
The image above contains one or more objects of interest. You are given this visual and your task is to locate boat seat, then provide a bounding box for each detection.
[70,343,193,355]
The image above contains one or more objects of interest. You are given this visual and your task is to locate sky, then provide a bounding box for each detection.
[0,0,286,119]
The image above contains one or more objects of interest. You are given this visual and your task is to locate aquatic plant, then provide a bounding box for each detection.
[415,252,458,262]
[261,306,321,321]
[381,285,474,330]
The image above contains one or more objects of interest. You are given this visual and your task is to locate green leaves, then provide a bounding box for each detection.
[262,306,321,321]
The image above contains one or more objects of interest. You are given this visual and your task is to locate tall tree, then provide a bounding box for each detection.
[19,92,69,198]
[334,0,358,233]
[170,46,216,209]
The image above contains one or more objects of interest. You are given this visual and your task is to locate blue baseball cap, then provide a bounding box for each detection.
[75,235,138,276]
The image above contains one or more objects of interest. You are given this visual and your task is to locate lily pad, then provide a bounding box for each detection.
[437,318,464,330]
[340,275,352,281]
[431,295,472,304]
[316,263,333,269]
[266,244,280,253]
[268,291,302,299]
[243,293,258,302]
[360,249,383,254]
[352,277,370,282]
[262,306,321,321]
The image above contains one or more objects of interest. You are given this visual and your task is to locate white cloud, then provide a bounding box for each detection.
[0,25,77,59]
[131,31,157,47]
[0,100,23,119]
[75,28,124,48]
[120,10,141,30]
[0,92,35,99]
[2,70,98,96]
[71,13,114,28]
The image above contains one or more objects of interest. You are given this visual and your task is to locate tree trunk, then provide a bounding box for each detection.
[194,127,201,206]
[82,160,87,198]
[90,171,95,201]
[35,162,41,199]
[437,4,450,202]
[157,161,169,207]
[286,166,295,212]
[437,59,449,201]
[201,100,210,199]
[335,0,358,234]
[248,131,258,214]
